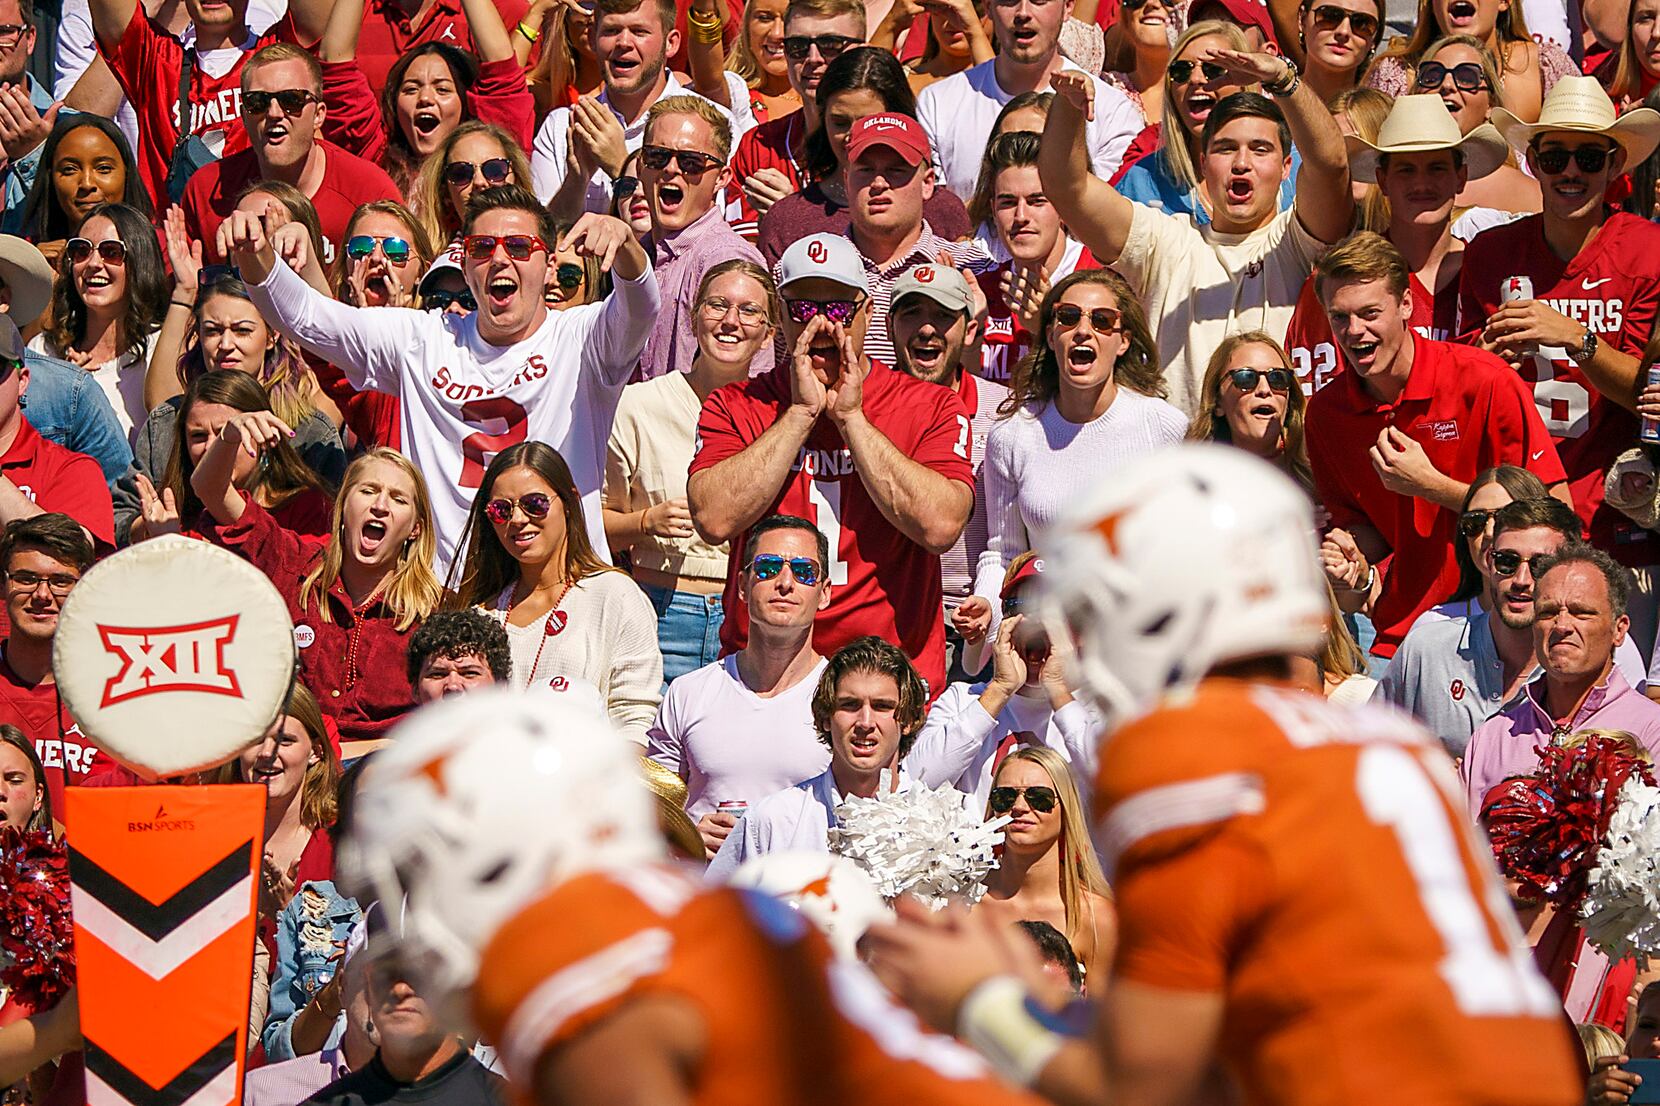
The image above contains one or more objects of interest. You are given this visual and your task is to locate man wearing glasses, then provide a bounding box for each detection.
[635,95,765,380]
[690,232,973,697]
[181,43,400,265]
[1463,77,1660,659]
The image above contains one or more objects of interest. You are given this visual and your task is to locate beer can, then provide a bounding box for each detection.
[1501,275,1533,303]
[1644,364,1660,444]
[716,800,748,817]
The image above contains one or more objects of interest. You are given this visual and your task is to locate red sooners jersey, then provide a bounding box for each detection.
[1095,679,1582,1106]
[0,647,111,820]
[974,244,1101,385]
[1284,266,1460,394]
[1459,212,1660,566]
[692,359,974,694]
[473,867,1048,1106]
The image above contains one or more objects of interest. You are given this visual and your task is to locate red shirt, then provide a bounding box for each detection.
[691,359,974,694]
[1305,337,1566,656]
[728,111,803,241]
[0,647,112,820]
[2,418,114,548]
[98,5,295,209]
[200,498,416,742]
[319,56,534,168]
[1285,267,1460,395]
[974,248,1101,384]
[1459,211,1660,566]
[182,141,403,266]
[353,0,530,96]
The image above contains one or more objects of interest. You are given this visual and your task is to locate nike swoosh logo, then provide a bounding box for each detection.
[1532,450,1545,460]
[1583,277,1613,290]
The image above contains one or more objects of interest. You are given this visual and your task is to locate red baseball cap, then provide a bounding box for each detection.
[847,114,932,167]
[1000,556,1045,600]
[1189,0,1279,50]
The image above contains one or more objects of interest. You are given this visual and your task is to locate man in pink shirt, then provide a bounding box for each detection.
[1462,544,1660,814]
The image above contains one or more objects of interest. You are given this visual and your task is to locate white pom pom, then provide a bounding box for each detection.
[1581,778,1660,965]
[826,770,1009,911]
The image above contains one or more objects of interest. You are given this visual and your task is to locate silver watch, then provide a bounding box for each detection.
[1570,328,1598,365]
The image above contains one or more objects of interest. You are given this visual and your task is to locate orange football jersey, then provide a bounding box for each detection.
[472,865,1051,1105]
[1093,678,1581,1106]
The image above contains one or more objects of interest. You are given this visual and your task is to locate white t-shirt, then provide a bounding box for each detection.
[27,330,155,445]
[916,57,1140,205]
[904,682,1101,808]
[646,654,830,820]
[1115,202,1327,418]
[530,72,753,212]
[249,259,660,572]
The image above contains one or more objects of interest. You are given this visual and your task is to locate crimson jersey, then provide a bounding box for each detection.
[474,868,1046,1106]
[0,648,111,820]
[1285,267,1460,394]
[692,360,974,694]
[1095,679,1582,1106]
[1459,212,1660,566]
[974,244,1101,385]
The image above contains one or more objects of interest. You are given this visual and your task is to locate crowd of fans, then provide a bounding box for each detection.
[2,0,1660,1092]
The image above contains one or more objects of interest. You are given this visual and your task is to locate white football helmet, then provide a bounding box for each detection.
[726,851,892,960]
[1038,444,1327,723]
[338,686,664,1028]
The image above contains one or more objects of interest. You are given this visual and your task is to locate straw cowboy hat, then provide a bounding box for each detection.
[1346,94,1509,183]
[1491,75,1660,165]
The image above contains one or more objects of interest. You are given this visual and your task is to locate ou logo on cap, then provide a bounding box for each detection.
[807,241,828,264]
[915,267,935,282]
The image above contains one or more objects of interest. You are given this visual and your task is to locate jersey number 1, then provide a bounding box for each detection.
[805,480,850,587]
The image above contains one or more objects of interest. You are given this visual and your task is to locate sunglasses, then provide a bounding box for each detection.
[639,144,724,176]
[65,237,125,265]
[0,357,19,384]
[425,288,476,311]
[345,235,412,264]
[443,157,513,186]
[555,263,585,290]
[0,23,27,46]
[1226,367,1294,392]
[1492,549,1550,578]
[1532,143,1616,175]
[1415,60,1486,92]
[1308,3,1378,37]
[988,785,1058,814]
[613,175,641,201]
[782,33,859,59]
[1167,59,1227,84]
[462,234,550,261]
[747,553,823,586]
[243,88,320,116]
[1052,304,1122,332]
[1001,594,1028,619]
[785,297,862,325]
[201,263,242,284]
[484,492,553,524]
[1458,508,1496,538]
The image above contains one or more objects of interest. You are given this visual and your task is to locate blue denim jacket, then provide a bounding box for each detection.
[262,880,361,1062]
[23,351,132,485]
[0,76,53,233]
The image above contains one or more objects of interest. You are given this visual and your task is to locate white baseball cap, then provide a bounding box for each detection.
[419,240,466,295]
[776,233,868,297]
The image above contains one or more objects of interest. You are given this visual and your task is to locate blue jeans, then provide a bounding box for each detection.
[641,582,725,684]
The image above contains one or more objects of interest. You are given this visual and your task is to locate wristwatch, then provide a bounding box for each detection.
[1570,327,1598,365]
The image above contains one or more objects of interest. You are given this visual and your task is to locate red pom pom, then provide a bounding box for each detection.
[0,827,74,1013]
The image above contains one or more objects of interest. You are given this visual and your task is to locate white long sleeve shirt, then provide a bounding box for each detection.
[904,683,1101,808]
[249,259,659,571]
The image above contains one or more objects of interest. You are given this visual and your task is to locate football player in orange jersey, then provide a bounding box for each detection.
[338,686,1053,1106]
[865,444,1584,1106]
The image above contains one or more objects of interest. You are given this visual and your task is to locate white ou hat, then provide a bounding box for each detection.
[1347,94,1510,184]
[1491,75,1660,165]
[418,240,466,296]
[776,233,868,297]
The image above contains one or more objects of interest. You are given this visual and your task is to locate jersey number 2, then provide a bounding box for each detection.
[458,397,530,489]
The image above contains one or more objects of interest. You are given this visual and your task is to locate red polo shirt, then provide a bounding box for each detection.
[353,0,531,96]
[1,418,114,548]
[1305,336,1566,657]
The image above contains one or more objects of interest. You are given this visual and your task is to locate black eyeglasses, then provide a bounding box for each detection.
[747,553,822,586]
[1226,367,1294,392]
[65,238,125,265]
[1415,60,1486,92]
[443,158,513,186]
[555,263,585,290]
[345,235,412,264]
[485,492,553,524]
[1308,4,1378,38]
[1493,549,1550,578]
[988,786,1058,814]
[785,297,862,324]
[6,570,79,596]
[425,288,476,312]
[0,23,28,46]
[1167,59,1227,83]
[243,88,320,116]
[1053,304,1121,332]
[1458,508,1496,538]
[639,144,724,176]
[782,33,859,60]
[1532,143,1616,175]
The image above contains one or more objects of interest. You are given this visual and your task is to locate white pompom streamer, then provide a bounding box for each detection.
[1581,778,1660,964]
[826,771,1010,911]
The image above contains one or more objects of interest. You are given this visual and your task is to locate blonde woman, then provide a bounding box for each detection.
[1187,330,1314,491]
[196,443,442,757]
[411,121,534,252]
[975,747,1115,984]
[1367,0,1572,122]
